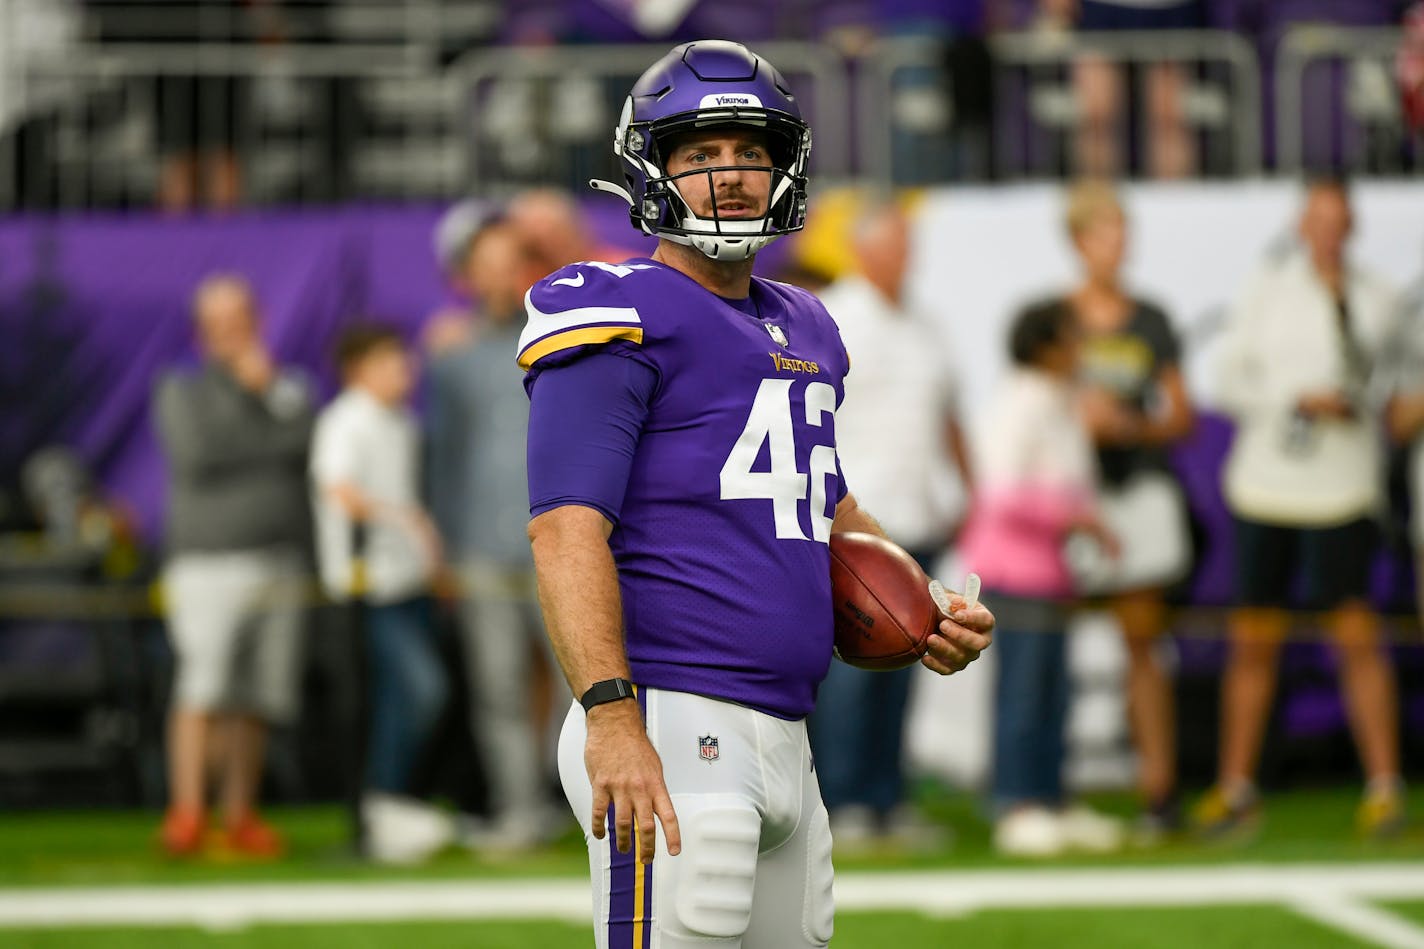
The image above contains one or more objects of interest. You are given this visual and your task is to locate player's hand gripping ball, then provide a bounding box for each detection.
[829,532,942,670]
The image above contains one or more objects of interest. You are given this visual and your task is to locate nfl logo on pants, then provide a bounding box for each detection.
[698,735,719,762]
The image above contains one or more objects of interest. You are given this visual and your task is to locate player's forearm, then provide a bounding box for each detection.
[832,493,887,539]
[528,504,631,697]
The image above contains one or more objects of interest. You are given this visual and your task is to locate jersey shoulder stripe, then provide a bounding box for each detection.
[517,262,649,371]
[517,290,643,370]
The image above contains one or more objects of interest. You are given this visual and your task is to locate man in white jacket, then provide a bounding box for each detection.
[1198,179,1404,838]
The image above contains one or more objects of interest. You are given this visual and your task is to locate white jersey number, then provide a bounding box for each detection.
[719,378,838,543]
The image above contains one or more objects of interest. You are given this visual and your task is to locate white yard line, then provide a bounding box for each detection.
[2,864,1424,946]
[1290,898,1424,949]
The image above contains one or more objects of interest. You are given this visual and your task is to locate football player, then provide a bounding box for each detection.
[520,40,995,949]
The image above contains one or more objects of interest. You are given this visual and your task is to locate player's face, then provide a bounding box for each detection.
[663,131,774,224]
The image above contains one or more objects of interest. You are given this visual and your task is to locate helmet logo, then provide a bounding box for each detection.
[697,93,763,109]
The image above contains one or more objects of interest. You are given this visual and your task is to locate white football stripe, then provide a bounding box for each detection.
[517,288,642,354]
[8,863,1424,947]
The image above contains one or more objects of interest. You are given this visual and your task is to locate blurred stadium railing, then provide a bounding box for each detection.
[449,40,850,193]
[989,29,1263,178]
[1275,23,1419,175]
[1,4,1419,209]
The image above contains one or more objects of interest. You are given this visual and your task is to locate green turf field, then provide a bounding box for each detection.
[0,907,1385,949]
[1,786,1420,947]
[2,785,1420,888]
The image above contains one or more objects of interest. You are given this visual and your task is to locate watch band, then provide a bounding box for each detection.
[579,677,636,712]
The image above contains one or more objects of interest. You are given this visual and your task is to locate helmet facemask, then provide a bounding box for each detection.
[593,97,812,262]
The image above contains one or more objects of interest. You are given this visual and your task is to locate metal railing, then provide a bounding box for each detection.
[4,44,441,207]
[1275,24,1416,175]
[997,28,1262,179]
[4,21,1422,208]
[856,30,1261,183]
[444,40,853,192]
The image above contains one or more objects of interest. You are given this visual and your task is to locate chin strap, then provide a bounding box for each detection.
[589,178,635,206]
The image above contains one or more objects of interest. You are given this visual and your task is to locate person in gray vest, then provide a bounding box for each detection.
[154,274,313,858]
[427,214,564,850]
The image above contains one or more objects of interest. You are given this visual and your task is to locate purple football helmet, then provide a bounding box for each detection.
[589,40,812,261]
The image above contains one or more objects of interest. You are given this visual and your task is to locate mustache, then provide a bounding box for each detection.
[712,184,759,206]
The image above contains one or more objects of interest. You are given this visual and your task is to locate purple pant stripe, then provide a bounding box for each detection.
[608,801,635,948]
[607,688,649,948]
[641,855,654,949]
[636,684,652,948]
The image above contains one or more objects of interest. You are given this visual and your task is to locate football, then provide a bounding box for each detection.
[829,531,941,670]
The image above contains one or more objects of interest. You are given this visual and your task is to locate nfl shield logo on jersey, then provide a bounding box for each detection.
[698,735,720,762]
[766,324,789,347]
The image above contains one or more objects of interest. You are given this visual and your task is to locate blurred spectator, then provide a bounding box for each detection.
[427,220,562,852]
[1039,0,1203,178]
[1400,2,1424,131]
[959,300,1124,857]
[154,273,313,858]
[311,325,453,864]
[20,446,138,566]
[809,199,973,850]
[422,199,503,356]
[507,187,641,277]
[1201,178,1405,838]
[1382,277,1424,626]
[1058,181,1194,835]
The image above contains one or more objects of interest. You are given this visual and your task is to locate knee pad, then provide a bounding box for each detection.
[802,805,835,946]
[670,805,760,939]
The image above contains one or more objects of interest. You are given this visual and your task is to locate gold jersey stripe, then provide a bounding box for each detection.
[518,325,645,371]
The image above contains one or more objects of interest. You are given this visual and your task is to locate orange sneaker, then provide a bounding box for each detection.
[159,807,206,858]
[216,813,286,859]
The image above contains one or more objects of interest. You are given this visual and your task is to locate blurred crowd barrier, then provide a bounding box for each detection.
[1,1,1421,209]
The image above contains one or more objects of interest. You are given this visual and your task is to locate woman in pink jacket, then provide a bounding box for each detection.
[960,300,1121,857]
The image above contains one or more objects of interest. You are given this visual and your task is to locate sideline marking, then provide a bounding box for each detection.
[3,864,1424,946]
[1290,898,1424,949]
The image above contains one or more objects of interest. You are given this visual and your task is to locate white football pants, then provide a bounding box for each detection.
[559,687,835,949]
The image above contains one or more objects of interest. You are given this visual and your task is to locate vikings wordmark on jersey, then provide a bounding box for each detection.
[520,258,852,720]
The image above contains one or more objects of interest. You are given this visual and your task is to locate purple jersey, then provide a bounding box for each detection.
[519,258,851,719]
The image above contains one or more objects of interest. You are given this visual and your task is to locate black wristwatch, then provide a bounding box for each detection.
[580,678,636,712]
